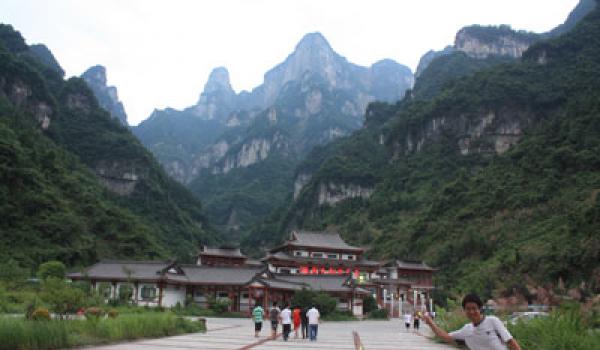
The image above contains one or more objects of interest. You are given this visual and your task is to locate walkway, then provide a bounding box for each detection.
[84,317,454,350]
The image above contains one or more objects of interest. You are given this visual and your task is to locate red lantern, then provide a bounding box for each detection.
[300,266,309,274]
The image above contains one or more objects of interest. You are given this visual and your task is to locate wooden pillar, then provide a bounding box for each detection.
[349,292,353,312]
[376,285,383,307]
[134,282,139,304]
[228,289,236,312]
[112,282,117,300]
[264,288,269,316]
[158,282,164,307]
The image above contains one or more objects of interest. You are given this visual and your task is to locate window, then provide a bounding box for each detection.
[98,283,112,298]
[241,293,249,299]
[312,253,323,258]
[217,291,229,298]
[140,286,156,300]
[327,254,338,259]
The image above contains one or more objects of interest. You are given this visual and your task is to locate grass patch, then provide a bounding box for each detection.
[171,303,245,318]
[322,311,357,321]
[508,309,600,350]
[0,313,204,350]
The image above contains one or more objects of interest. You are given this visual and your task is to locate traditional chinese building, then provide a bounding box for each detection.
[69,230,437,317]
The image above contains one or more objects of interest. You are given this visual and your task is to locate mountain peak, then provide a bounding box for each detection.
[294,32,332,53]
[82,65,107,86]
[203,66,233,94]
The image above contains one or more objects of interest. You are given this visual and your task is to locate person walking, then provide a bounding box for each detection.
[280,304,292,341]
[423,294,522,350]
[269,302,280,340]
[307,304,320,341]
[413,311,421,332]
[251,304,265,338]
[300,306,309,339]
[292,306,301,339]
[403,312,412,332]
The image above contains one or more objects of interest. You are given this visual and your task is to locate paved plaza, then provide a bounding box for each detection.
[84,317,454,350]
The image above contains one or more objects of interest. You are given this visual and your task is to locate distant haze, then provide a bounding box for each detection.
[0,0,578,125]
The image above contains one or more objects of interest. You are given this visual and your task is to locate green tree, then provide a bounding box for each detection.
[362,295,377,314]
[39,277,85,319]
[37,261,66,281]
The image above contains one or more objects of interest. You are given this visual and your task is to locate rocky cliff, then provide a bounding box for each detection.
[135,32,414,185]
[81,65,128,126]
[171,32,414,236]
[455,25,540,59]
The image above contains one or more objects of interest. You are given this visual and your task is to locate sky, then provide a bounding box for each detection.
[0,0,579,125]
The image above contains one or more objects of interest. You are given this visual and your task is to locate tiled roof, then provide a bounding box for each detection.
[274,274,356,293]
[181,265,263,285]
[68,260,171,281]
[253,278,309,291]
[200,246,246,258]
[273,231,364,252]
[394,260,437,271]
[265,252,380,267]
[244,259,264,267]
[68,261,264,285]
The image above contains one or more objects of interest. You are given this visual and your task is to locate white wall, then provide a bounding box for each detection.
[162,284,186,308]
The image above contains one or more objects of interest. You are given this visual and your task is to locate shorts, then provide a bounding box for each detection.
[255,322,262,331]
[271,320,278,331]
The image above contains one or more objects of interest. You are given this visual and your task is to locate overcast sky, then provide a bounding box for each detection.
[0,0,579,125]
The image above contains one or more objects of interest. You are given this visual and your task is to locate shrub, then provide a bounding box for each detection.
[31,307,51,321]
[85,307,105,320]
[322,310,356,321]
[290,290,338,317]
[313,293,337,316]
[363,295,377,314]
[291,289,318,310]
[368,308,389,319]
[208,297,231,314]
[107,309,119,319]
[508,306,600,350]
[25,296,41,320]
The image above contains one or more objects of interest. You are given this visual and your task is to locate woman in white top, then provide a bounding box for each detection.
[423,294,522,350]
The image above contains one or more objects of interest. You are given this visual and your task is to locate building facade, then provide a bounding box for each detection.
[69,230,436,317]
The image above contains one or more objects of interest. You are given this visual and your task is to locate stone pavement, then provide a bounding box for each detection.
[84,317,454,350]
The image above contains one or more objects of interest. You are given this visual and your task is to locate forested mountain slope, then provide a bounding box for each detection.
[0,25,218,269]
[246,1,600,300]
